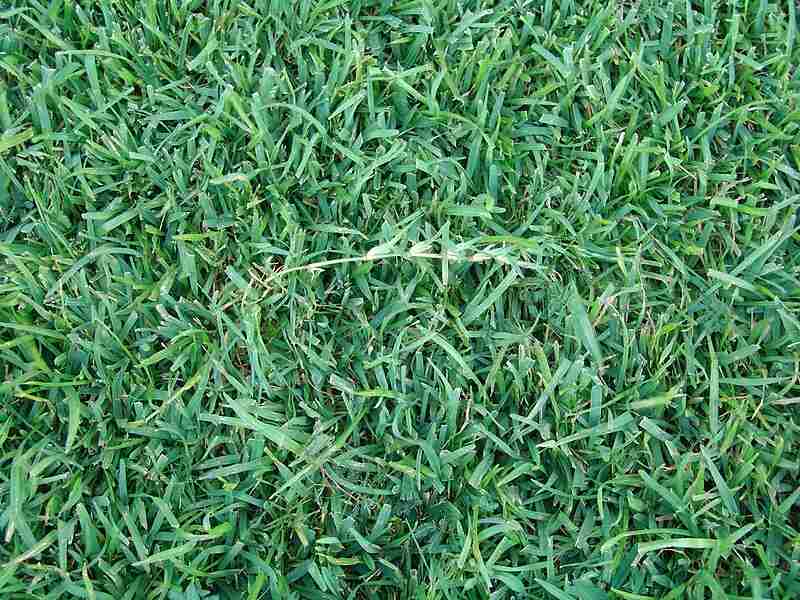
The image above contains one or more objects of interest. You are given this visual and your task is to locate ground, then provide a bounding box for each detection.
[1,1,800,599]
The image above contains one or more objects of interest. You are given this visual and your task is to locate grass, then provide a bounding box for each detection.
[1,0,800,598]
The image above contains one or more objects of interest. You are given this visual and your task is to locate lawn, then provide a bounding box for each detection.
[1,1,800,598]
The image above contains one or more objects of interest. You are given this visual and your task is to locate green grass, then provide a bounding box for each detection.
[1,0,800,598]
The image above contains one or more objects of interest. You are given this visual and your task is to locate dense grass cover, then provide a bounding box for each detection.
[1,1,800,598]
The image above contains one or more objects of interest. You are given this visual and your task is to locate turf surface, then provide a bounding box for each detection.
[2,1,800,598]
